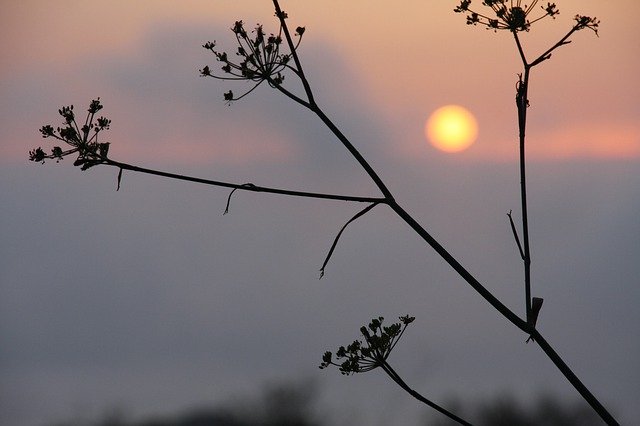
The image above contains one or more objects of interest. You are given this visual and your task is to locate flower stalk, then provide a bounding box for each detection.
[319,316,472,425]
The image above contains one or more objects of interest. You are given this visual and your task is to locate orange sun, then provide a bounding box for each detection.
[425,105,479,153]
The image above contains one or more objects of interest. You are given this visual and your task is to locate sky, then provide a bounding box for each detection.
[1,1,639,425]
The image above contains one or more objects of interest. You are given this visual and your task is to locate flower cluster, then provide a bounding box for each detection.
[200,14,305,104]
[29,98,111,170]
[319,315,415,375]
[455,1,599,34]
[573,14,600,35]
[454,0,560,32]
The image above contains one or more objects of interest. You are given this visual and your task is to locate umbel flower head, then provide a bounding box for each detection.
[454,0,558,31]
[29,98,111,170]
[319,315,415,375]
[455,0,598,34]
[200,12,305,104]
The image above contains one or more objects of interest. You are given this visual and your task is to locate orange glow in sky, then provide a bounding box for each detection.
[1,1,638,164]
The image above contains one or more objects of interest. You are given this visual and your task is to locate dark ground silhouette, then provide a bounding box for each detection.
[48,380,604,426]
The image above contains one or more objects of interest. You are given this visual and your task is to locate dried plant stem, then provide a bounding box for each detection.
[512,25,584,324]
[272,0,393,202]
[272,3,616,422]
[510,30,618,424]
[518,63,533,324]
[104,158,385,204]
[531,330,618,425]
[380,362,472,426]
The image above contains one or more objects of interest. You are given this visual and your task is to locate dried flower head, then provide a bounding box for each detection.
[29,98,111,170]
[200,15,305,104]
[455,0,560,32]
[573,14,600,35]
[319,315,415,375]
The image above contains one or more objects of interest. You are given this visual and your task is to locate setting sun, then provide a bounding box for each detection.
[426,105,479,153]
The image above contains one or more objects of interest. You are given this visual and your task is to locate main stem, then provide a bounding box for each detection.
[531,330,619,425]
[255,6,618,424]
[514,33,533,324]
[519,67,533,324]
[511,32,617,423]
[305,35,616,426]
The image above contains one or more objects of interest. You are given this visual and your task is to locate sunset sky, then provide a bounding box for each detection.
[1,1,639,425]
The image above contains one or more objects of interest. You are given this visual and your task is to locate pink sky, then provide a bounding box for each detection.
[2,0,639,164]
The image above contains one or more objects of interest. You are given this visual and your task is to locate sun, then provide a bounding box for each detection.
[425,105,479,153]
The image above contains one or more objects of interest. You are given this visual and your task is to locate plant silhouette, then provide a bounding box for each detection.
[30,1,616,424]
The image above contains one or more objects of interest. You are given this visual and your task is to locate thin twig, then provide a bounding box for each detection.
[116,167,123,191]
[224,183,256,215]
[530,26,579,67]
[507,210,525,260]
[319,202,379,278]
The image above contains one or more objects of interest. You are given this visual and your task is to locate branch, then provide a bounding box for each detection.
[103,158,386,204]
[272,78,312,108]
[533,329,619,425]
[513,31,529,67]
[388,200,528,330]
[311,107,395,201]
[269,1,394,202]
[530,26,578,67]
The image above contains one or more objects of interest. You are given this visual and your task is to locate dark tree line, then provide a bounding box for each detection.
[48,381,602,426]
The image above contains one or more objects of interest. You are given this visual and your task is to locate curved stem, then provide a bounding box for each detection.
[320,202,380,277]
[381,361,472,426]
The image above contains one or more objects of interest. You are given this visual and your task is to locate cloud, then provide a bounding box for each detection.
[5,18,394,182]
